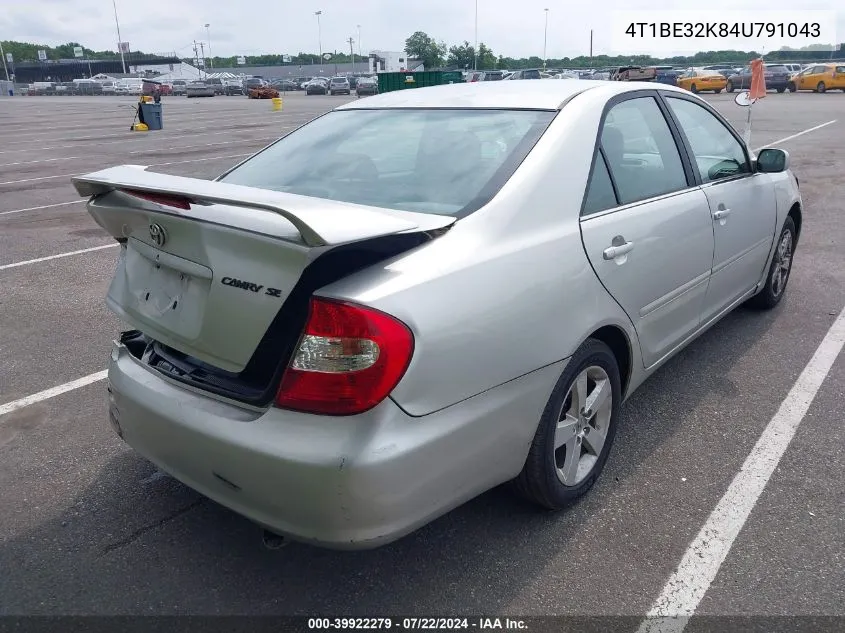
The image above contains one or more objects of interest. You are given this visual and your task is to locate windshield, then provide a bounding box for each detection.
[219,108,555,217]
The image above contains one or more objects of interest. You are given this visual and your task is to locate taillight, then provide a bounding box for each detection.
[275,298,414,416]
[121,188,192,210]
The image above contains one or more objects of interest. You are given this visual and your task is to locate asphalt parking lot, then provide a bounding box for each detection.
[0,90,843,624]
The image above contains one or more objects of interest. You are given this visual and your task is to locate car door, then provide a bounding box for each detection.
[580,94,716,368]
[664,95,777,323]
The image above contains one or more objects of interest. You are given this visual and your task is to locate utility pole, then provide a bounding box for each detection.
[473,0,478,70]
[315,11,323,67]
[348,37,355,73]
[589,29,594,67]
[357,25,362,58]
[204,23,212,69]
[543,8,549,71]
[199,41,207,77]
[193,41,200,73]
[0,41,9,82]
[112,0,127,74]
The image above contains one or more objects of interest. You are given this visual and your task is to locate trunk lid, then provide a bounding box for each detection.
[73,165,455,374]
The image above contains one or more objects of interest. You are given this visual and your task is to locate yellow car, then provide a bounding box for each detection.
[676,69,728,94]
[787,63,845,93]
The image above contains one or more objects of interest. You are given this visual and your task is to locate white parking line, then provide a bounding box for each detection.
[0,371,108,418]
[153,153,251,167]
[0,156,81,168]
[1,113,303,145]
[753,119,837,151]
[0,201,85,216]
[0,123,301,155]
[0,244,118,271]
[0,152,254,186]
[638,304,845,633]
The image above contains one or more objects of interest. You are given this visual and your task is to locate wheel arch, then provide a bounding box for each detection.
[586,325,633,399]
[788,202,802,247]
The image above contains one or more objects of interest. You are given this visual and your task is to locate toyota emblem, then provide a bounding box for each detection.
[149,223,167,247]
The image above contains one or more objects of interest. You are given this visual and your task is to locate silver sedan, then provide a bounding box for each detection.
[73,80,801,549]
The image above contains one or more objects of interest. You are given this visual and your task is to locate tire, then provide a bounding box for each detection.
[691,83,699,94]
[777,87,785,93]
[787,82,796,93]
[817,82,826,93]
[714,89,722,94]
[726,81,734,92]
[747,216,796,310]
[513,338,622,510]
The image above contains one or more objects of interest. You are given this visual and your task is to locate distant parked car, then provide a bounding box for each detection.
[171,80,187,96]
[205,78,225,95]
[242,77,266,95]
[186,81,215,98]
[788,63,845,93]
[329,76,351,95]
[482,70,506,81]
[676,69,727,94]
[222,80,242,95]
[506,69,543,80]
[355,75,378,96]
[305,78,328,95]
[726,67,752,92]
[763,65,792,92]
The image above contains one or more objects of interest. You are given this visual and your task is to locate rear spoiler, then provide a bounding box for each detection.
[71,165,456,248]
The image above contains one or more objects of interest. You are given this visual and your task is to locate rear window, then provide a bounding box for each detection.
[522,70,541,79]
[219,109,555,218]
[331,78,347,83]
[766,65,788,72]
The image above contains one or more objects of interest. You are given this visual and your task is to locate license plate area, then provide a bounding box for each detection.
[107,238,212,341]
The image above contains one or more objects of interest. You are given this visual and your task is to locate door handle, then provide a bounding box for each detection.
[603,240,635,260]
[713,208,732,220]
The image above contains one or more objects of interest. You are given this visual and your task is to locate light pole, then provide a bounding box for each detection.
[205,23,212,69]
[112,0,127,74]
[315,11,323,67]
[543,8,549,71]
[357,24,362,58]
[473,0,478,70]
[0,41,9,82]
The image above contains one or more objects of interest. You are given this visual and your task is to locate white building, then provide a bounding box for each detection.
[368,51,423,74]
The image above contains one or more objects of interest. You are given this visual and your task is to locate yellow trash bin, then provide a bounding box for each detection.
[272,97,283,111]
[142,95,153,103]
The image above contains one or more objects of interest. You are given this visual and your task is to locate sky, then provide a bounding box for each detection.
[2,0,843,60]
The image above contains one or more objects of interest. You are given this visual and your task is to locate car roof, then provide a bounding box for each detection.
[335,80,693,111]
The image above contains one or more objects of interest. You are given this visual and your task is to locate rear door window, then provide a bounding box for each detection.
[600,97,688,205]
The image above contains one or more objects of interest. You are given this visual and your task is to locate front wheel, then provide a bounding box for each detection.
[513,338,622,509]
[726,81,734,92]
[747,217,796,310]
[787,82,797,92]
[690,83,699,94]
[817,82,826,93]
[714,88,722,93]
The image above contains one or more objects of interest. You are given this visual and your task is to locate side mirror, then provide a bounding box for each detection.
[756,148,790,173]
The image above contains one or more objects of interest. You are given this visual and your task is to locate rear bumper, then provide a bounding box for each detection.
[105,341,564,549]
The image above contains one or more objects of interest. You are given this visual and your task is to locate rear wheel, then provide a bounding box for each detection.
[747,217,796,310]
[726,81,734,92]
[777,87,785,93]
[817,81,826,93]
[513,338,621,509]
[714,88,722,93]
[787,82,797,93]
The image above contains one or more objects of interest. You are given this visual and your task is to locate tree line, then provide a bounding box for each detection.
[4,37,843,69]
